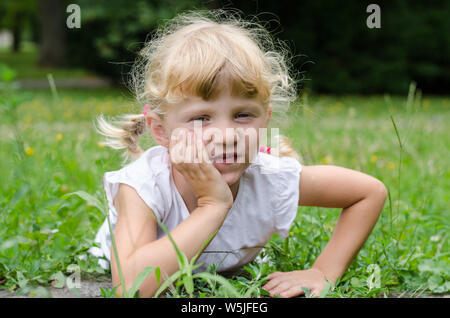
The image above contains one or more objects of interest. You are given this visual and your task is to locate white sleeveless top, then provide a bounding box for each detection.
[88,145,302,273]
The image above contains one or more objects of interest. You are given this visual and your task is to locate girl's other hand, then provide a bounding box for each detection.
[169,129,234,210]
[262,268,329,298]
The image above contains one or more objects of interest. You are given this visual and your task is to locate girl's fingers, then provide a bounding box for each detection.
[184,131,195,164]
[199,135,212,164]
[269,282,291,297]
[310,288,321,298]
[267,272,283,280]
[179,130,188,164]
[280,285,304,298]
[262,276,282,291]
[170,130,183,164]
[194,132,203,164]
[192,131,211,165]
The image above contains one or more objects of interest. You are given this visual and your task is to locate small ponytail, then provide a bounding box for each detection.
[94,113,147,165]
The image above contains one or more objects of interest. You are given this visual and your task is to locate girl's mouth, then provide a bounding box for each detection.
[212,152,239,164]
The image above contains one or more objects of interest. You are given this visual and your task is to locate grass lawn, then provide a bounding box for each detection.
[0,82,448,297]
[0,46,96,80]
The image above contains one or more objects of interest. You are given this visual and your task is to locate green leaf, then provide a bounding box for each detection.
[301,286,311,297]
[0,64,17,82]
[243,284,260,298]
[62,191,107,215]
[350,277,362,288]
[184,275,194,296]
[66,264,80,273]
[154,271,181,298]
[16,271,29,290]
[191,230,218,266]
[427,275,449,293]
[126,266,157,298]
[418,259,449,276]
[0,236,33,251]
[100,285,119,298]
[319,281,332,298]
[50,271,66,289]
[193,272,242,297]
[154,218,185,268]
[155,267,161,288]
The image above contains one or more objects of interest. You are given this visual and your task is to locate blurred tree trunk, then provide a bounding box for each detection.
[11,12,22,52]
[37,0,66,67]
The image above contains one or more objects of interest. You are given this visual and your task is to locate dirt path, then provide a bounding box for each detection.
[14,77,113,89]
[0,279,112,298]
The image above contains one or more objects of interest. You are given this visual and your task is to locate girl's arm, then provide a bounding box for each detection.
[112,129,234,297]
[111,183,230,298]
[263,165,387,297]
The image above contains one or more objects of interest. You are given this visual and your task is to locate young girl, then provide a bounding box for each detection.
[88,10,387,298]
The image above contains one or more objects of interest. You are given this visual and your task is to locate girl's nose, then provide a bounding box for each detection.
[201,126,243,157]
[208,126,241,145]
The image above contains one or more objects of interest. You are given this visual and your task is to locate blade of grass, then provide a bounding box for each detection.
[150,210,218,297]
[127,266,158,298]
[390,114,403,242]
[64,191,128,297]
[319,280,333,298]
[62,191,107,215]
[47,73,60,104]
[154,271,182,298]
[192,272,242,297]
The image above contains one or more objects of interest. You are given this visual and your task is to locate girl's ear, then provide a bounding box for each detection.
[146,111,170,147]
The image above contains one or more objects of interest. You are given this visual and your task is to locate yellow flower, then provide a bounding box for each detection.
[98,142,105,148]
[387,162,395,170]
[370,155,378,163]
[25,147,35,156]
[322,155,332,164]
[57,133,63,141]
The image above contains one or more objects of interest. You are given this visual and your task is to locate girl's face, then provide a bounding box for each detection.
[163,87,271,186]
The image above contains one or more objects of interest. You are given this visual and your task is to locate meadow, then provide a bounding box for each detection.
[0,73,448,297]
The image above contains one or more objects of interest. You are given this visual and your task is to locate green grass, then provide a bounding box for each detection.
[0,46,96,80]
[0,76,448,297]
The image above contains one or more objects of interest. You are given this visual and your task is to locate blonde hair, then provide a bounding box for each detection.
[95,9,302,164]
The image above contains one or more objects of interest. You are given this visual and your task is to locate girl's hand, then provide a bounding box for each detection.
[262,268,328,298]
[169,129,234,210]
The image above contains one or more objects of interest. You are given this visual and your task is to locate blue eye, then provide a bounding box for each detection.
[191,116,208,122]
[191,113,251,122]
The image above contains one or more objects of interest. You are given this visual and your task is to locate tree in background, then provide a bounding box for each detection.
[1,0,448,94]
[66,0,202,84]
[0,0,36,52]
[230,0,450,94]
[37,0,66,67]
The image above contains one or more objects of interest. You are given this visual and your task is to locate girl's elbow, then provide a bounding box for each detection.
[369,180,388,216]
[365,177,388,200]
[374,180,388,201]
